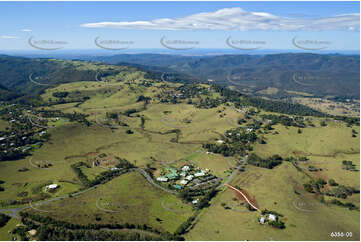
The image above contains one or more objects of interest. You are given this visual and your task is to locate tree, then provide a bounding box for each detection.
[328,179,338,186]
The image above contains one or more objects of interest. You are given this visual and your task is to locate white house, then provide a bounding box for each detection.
[0,137,5,141]
[46,184,59,190]
[268,214,277,222]
[194,171,205,177]
[156,177,168,182]
[192,199,199,204]
[181,165,190,172]
[216,140,225,144]
[180,180,188,185]
[185,175,194,181]
[180,172,187,177]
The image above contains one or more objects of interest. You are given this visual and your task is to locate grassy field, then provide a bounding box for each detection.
[292,97,360,117]
[0,119,9,131]
[0,63,359,241]
[186,163,360,241]
[253,121,360,190]
[0,218,19,241]
[26,172,194,233]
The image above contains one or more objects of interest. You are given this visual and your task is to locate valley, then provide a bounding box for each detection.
[0,57,359,241]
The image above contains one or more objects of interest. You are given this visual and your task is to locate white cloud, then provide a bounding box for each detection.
[21,29,32,32]
[81,7,359,32]
[0,35,18,39]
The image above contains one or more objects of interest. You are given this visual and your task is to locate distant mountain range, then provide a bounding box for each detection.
[82,53,360,99]
[0,53,359,102]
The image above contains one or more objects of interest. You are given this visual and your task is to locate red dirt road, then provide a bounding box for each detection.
[226,184,260,212]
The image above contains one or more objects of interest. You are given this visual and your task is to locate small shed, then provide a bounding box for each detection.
[28,229,37,236]
[259,216,265,224]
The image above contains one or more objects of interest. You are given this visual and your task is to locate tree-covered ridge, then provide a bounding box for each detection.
[85,53,360,99]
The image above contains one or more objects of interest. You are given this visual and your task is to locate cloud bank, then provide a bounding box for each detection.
[81,7,359,32]
[0,35,18,39]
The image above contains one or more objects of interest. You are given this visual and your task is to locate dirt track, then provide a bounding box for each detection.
[226,184,260,212]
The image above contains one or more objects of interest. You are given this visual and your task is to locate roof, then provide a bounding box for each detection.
[185,175,194,181]
[166,168,178,179]
[268,214,277,221]
[259,217,265,224]
[28,229,37,236]
[194,171,205,177]
[157,176,168,182]
[181,165,190,171]
[180,180,188,185]
[167,173,178,179]
[173,184,182,190]
[47,184,58,189]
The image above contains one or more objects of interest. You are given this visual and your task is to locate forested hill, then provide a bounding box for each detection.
[0,55,353,118]
[85,53,360,99]
[0,55,97,100]
[0,83,19,101]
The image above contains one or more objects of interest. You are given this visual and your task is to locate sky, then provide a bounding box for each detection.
[0,1,359,52]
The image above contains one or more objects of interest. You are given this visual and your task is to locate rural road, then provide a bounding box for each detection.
[0,186,99,219]
[133,168,178,195]
[0,155,244,219]
[28,73,54,87]
[217,157,246,189]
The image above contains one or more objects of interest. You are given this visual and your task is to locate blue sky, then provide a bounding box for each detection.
[0,1,359,51]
